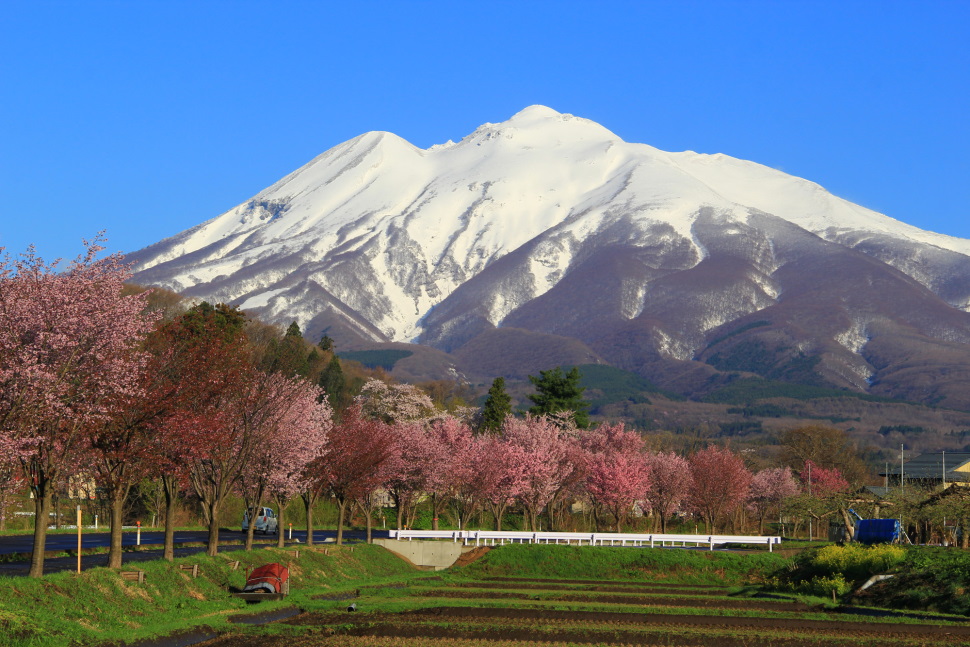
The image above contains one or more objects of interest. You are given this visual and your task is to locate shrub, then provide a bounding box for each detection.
[812,544,905,581]
[805,574,852,597]
[771,544,905,597]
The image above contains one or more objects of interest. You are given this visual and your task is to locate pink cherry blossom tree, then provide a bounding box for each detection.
[182,357,268,556]
[581,423,650,531]
[84,389,158,568]
[384,420,431,531]
[474,434,527,530]
[0,238,157,576]
[149,301,269,557]
[236,372,331,551]
[356,379,436,423]
[316,405,398,544]
[748,466,799,534]
[139,310,243,561]
[0,456,21,531]
[504,415,572,531]
[800,460,850,496]
[644,451,693,533]
[688,446,752,534]
[797,460,854,539]
[265,382,331,549]
[447,432,486,530]
[421,415,475,530]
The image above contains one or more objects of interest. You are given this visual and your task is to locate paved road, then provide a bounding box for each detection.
[0,528,392,577]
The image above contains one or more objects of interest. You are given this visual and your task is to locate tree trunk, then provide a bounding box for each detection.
[108,492,126,569]
[490,504,505,531]
[546,498,561,532]
[614,506,624,533]
[839,507,856,541]
[276,497,287,549]
[335,498,347,545]
[302,492,316,546]
[366,506,373,543]
[244,504,257,552]
[206,500,220,556]
[162,475,178,561]
[527,509,539,532]
[431,494,439,531]
[28,487,52,578]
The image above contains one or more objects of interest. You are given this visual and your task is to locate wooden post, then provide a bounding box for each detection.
[76,506,82,574]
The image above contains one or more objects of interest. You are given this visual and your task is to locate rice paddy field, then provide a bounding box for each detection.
[191,545,970,647]
[6,542,970,646]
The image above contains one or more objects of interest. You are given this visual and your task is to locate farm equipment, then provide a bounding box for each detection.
[848,509,903,545]
[233,563,290,602]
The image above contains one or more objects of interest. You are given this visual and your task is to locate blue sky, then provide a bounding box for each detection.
[2,1,968,263]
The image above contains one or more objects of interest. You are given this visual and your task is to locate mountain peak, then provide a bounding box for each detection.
[460,105,621,151]
[507,104,564,122]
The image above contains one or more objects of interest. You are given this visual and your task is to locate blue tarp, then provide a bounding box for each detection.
[855,518,901,544]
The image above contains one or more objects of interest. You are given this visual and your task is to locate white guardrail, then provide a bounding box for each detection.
[388,529,781,551]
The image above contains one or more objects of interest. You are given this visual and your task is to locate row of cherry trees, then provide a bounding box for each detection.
[0,240,338,576]
[326,389,852,540]
[0,239,855,577]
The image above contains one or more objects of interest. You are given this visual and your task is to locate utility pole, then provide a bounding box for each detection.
[900,444,905,495]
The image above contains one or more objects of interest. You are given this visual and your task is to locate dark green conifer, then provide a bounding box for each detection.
[319,354,345,411]
[285,321,303,338]
[527,366,590,428]
[481,377,513,433]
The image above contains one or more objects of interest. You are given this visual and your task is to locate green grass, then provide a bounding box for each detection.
[0,544,421,647]
[861,546,970,616]
[449,544,787,585]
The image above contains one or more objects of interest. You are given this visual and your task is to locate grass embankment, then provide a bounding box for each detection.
[0,544,419,647]
[452,543,787,585]
[849,546,970,616]
[769,542,970,617]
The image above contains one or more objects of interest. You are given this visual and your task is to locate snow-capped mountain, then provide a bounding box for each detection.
[128,106,970,409]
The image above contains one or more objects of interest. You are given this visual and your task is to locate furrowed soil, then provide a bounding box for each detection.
[198,574,970,647]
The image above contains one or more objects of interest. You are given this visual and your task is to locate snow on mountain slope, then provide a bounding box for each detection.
[128,105,970,351]
[670,149,970,256]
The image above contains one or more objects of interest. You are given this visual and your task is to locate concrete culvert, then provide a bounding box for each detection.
[347,603,357,612]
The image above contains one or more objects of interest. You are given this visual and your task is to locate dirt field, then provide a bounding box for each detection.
[196,574,970,647]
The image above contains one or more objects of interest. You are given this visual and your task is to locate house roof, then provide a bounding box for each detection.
[880,452,970,481]
[860,485,891,498]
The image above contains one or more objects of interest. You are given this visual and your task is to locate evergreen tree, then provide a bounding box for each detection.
[285,321,303,338]
[179,301,247,343]
[319,354,346,411]
[481,377,512,433]
[263,322,310,377]
[527,366,590,428]
[319,335,335,352]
